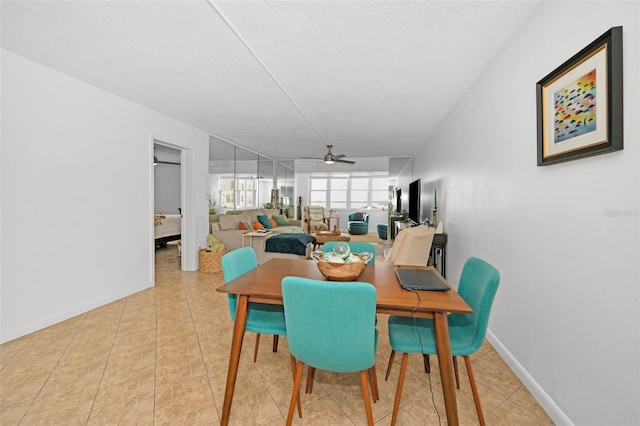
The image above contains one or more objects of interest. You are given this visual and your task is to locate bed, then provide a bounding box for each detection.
[154,214,181,247]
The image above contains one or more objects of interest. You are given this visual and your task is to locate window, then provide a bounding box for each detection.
[309,174,389,209]
[219,177,257,209]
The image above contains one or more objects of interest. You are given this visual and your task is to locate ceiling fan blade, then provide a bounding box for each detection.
[156,160,181,165]
[301,157,323,160]
[334,154,346,159]
[335,158,356,164]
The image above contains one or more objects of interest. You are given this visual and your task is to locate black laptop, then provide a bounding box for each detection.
[394,268,450,291]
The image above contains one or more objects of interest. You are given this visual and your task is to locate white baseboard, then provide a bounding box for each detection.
[0,281,154,344]
[486,330,574,426]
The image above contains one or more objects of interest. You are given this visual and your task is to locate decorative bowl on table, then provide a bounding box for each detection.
[310,250,373,281]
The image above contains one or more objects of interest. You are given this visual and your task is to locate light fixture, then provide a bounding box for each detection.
[324,153,335,164]
[153,155,158,166]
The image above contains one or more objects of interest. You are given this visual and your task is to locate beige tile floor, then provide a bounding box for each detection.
[0,244,554,425]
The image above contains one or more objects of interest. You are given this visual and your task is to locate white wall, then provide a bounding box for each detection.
[412,2,639,425]
[1,50,210,342]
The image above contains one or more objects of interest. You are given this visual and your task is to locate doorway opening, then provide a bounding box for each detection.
[153,141,183,274]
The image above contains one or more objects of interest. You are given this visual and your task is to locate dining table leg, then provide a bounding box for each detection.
[220,295,249,426]
[433,311,459,426]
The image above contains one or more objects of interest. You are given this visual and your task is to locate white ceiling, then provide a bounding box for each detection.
[1,0,539,162]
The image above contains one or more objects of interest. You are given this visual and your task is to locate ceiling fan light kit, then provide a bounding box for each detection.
[305,145,355,165]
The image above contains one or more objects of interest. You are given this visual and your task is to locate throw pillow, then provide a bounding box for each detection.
[207,234,220,246]
[257,214,272,229]
[272,214,289,226]
[269,218,278,228]
[252,221,264,230]
[239,221,254,231]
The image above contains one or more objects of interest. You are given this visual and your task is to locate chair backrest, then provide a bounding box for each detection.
[221,247,258,320]
[384,224,435,266]
[281,277,377,373]
[304,205,327,233]
[322,242,376,264]
[450,257,500,354]
[348,212,369,222]
[305,205,325,221]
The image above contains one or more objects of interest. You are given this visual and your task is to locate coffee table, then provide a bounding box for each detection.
[312,231,350,249]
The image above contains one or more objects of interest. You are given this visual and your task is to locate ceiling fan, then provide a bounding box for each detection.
[303,145,355,165]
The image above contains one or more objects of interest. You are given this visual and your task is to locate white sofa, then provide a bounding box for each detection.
[210,208,303,251]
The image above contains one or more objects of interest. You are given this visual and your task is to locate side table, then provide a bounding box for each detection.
[430,233,447,278]
[242,231,273,263]
[326,214,340,232]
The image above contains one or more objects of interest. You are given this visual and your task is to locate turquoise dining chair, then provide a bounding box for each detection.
[385,257,500,426]
[322,241,377,264]
[282,277,378,425]
[221,247,286,362]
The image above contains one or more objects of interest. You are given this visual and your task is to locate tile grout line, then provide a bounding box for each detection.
[16,313,89,425]
[84,300,128,425]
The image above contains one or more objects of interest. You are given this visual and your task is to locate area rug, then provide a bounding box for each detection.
[347,232,387,244]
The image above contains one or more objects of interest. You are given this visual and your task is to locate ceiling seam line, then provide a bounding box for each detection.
[209,133,276,161]
[205,0,330,146]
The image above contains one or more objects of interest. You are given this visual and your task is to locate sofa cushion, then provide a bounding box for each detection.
[243,209,262,223]
[252,221,265,230]
[269,218,278,228]
[219,214,242,231]
[268,225,300,234]
[272,214,289,226]
[262,208,279,218]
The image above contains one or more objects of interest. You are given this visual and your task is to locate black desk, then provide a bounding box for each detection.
[431,233,448,278]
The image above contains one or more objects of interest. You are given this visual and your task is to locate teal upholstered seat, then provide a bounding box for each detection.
[322,241,376,264]
[347,212,369,235]
[385,257,500,426]
[221,247,287,362]
[376,223,388,239]
[282,277,378,425]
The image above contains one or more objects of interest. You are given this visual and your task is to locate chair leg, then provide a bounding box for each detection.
[464,356,485,426]
[273,335,279,353]
[286,359,305,425]
[385,350,396,381]
[368,366,379,402]
[423,354,431,374]
[359,370,374,426]
[391,353,409,426]
[453,356,460,389]
[305,367,316,394]
[288,355,302,418]
[253,333,261,362]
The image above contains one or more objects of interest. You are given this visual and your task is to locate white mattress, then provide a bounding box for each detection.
[155,214,181,239]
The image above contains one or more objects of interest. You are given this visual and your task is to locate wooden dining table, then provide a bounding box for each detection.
[216,258,472,425]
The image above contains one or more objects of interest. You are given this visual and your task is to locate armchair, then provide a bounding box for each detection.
[303,205,329,234]
[347,212,369,235]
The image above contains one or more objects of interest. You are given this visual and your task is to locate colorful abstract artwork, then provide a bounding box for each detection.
[553,69,596,143]
[536,26,622,166]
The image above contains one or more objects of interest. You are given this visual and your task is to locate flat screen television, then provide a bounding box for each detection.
[396,188,402,213]
[408,179,421,223]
